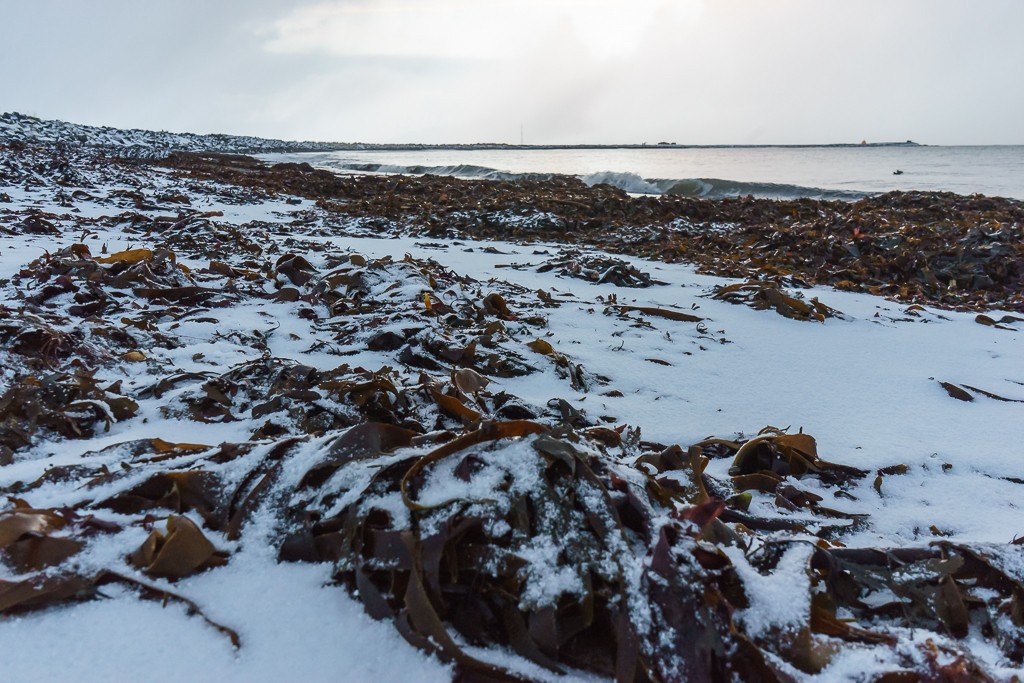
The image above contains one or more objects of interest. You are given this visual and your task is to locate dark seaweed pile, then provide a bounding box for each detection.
[161,151,1024,312]
[3,415,1021,681]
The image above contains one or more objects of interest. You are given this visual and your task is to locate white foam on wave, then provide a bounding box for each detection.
[581,171,663,195]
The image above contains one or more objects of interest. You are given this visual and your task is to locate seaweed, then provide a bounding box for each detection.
[536,250,665,288]
[2,419,1017,681]
[1,134,1022,681]
[161,152,1024,312]
[710,281,842,322]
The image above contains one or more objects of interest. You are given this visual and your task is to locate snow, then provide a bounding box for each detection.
[0,552,453,683]
[723,543,813,637]
[0,112,344,158]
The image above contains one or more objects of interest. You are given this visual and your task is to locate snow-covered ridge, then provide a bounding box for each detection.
[0,111,348,158]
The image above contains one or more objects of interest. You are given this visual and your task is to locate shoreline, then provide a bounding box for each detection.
[162,150,1024,313]
[4,111,931,151]
[2,126,1023,682]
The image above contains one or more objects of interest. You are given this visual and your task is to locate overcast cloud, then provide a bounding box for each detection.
[1,0,1021,144]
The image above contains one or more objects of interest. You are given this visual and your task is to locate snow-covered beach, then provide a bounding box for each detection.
[1,115,1023,682]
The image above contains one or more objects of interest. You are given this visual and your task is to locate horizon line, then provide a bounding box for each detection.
[6,111,1024,148]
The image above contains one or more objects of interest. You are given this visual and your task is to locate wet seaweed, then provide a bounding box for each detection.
[1,133,1022,682]
[161,152,1024,312]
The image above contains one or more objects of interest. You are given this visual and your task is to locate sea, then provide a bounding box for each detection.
[263,145,1024,201]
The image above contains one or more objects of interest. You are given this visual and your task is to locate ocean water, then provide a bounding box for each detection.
[264,145,1024,201]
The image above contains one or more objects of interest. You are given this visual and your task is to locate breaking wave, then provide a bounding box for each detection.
[328,161,868,201]
[580,171,664,195]
[655,177,868,201]
[336,162,554,183]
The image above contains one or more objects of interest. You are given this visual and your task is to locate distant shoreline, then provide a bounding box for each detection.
[296,141,925,152]
[2,111,924,152]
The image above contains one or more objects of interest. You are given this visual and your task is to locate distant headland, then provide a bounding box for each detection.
[0,111,921,153]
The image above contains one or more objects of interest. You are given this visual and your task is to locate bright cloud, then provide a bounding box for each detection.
[263,0,703,61]
[1,0,1022,144]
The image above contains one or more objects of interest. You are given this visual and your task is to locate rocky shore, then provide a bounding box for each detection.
[1,121,1022,682]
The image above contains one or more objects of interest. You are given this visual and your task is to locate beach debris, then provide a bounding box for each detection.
[161,151,1024,312]
[975,313,1024,329]
[0,498,238,645]
[284,422,755,680]
[12,242,213,317]
[873,463,910,494]
[1,128,1022,681]
[615,305,703,323]
[0,371,139,453]
[536,249,665,287]
[1,417,1017,681]
[0,506,85,572]
[710,280,842,322]
[940,382,976,402]
[0,569,241,648]
[129,515,228,580]
[939,380,1024,403]
[727,429,867,488]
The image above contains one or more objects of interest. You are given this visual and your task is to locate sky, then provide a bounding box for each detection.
[1,0,1022,145]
